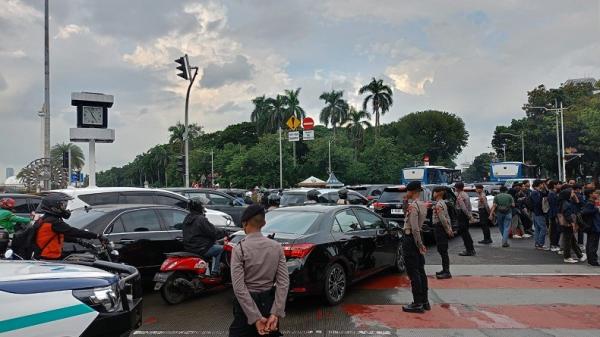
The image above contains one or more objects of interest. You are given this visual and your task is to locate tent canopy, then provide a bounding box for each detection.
[297,176,326,188]
[326,172,344,188]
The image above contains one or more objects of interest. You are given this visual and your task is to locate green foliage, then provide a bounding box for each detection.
[359,77,393,131]
[463,153,496,182]
[319,90,349,135]
[50,143,85,169]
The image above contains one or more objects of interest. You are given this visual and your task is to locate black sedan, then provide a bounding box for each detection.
[227,205,404,305]
[166,188,247,226]
[63,204,241,280]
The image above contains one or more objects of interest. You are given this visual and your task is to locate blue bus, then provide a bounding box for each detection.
[401,166,461,185]
[489,161,538,182]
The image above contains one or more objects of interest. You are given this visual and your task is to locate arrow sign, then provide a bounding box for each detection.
[303,117,315,130]
[286,116,301,130]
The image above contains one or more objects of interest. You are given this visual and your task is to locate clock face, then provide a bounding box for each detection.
[82,106,103,126]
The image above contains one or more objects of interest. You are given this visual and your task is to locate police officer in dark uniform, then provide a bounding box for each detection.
[402,181,429,313]
[229,205,290,337]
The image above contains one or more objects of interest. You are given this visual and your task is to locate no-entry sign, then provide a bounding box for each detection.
[303,117,315,130]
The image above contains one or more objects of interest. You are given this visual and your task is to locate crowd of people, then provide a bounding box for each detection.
[483,179,600,266]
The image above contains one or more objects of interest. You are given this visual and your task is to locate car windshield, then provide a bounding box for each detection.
[379,190,407,203]
[280,193,307,206]
[66,208,108,229]
[263,211,320,234]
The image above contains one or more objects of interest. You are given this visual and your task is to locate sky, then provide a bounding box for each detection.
[1,0,599,181]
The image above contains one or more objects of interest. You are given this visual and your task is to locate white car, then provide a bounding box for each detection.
[464,188,494,223]
[47,187,233,227]
[0,260,142,337]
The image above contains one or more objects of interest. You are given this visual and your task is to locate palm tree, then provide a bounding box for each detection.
[359,77,393,134]
[283,88,305,166]
[50,143,85,169]
[319,90,349,136]
[344,107,371,159]
[168,122,202,153]
[250,95,269,135]
[266,95,287,132]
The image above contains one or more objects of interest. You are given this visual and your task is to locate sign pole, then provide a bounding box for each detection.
[88,139,96,187]
[68,146,72,186]
[279,126,283,189]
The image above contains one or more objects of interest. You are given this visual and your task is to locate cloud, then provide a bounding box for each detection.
[55,24,90,39]
[0,73,7,91]
[199,55,254,88]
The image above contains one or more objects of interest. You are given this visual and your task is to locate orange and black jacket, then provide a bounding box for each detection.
[35,215,98,259]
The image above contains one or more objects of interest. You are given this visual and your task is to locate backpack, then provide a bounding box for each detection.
[542,197,550,214]
[11,220,43,260]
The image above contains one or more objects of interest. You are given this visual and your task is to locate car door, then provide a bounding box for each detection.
[156,208,188,253]
[354,208,397,270]
[105,209,173,279]
[330,209,374,278]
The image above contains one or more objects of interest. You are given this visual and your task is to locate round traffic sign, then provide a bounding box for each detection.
[303,117,315,130]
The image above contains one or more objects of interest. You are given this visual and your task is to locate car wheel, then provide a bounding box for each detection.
[324,263,347,306]
[160,273,187,305]
[393,242,406,273]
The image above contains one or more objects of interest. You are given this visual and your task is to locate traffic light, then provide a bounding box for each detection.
[176,155,186,175]
[62,152,69,169]
[174,55,189,80]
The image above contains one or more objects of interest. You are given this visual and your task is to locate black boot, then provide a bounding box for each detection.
[421,301,431,311]
[459,250,476,256]
[436,271,452,279]
[402,302,425,313]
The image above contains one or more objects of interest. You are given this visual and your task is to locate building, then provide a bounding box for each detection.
[562,77,597,87]
[5,168,14,179]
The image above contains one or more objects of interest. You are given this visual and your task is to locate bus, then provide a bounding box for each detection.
[401,166,461,185]
[489,161,538,182]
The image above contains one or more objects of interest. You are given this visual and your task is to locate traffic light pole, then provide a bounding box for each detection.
[184,66,198,188]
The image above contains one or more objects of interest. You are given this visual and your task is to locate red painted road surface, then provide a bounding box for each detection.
[343,304,600,329]
[358,275,600,289]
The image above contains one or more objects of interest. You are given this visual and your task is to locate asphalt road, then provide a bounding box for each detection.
[132,226,600,337]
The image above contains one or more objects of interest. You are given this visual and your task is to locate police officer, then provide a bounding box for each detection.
[402,181,429,313]
[455,182,476,256]
[432,186,453,279]
[229,205,290,337]
[475,184,493,244]
[304,189,319,205]
[337,188,350,205]
[267,194,280,211]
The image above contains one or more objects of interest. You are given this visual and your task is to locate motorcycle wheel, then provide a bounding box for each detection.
[160,273,187,305]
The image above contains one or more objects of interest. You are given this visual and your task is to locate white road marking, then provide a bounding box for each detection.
[134,330,391,335]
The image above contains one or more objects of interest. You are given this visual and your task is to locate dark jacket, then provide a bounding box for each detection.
[530,190,544,217]
[182,212,225,256]
[581,201,600,233]
[548,191,559,217]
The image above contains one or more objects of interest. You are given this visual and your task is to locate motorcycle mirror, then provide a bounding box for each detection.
[4,249,13,259]
[111,250,119,257]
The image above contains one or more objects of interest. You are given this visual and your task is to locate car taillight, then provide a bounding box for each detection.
[372,202,385,210]
[282,243,315,259]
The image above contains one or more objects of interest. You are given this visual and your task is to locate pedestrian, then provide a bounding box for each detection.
[337,188,350,205]
[267,194,280,211]
[401,181,429,313]
[557,188,586,264]
[531,180,548,250]
[432,186,454,279]
[490,186,514,247]
[475,184,492,244]
[304,189,319,205]
[454,182,476,256]
[0,198,32,234]
[581,189,600,266]
[229,205,289,336]
[572,184,586,249]
[547,181,561,252]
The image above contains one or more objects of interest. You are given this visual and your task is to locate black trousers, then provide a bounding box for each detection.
[549,216,561,247]
[479,209,492,241]
[457,213,475,252]
[229,289,282,337]
[403,235,428,304]
[562,227,583,259]
[586,232,599,265]
[433,224,450,272]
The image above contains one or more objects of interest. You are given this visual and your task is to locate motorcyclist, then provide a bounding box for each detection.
[182,198,226,276]
[267,193,280,211]
[304,189,319,205]
[0,198,32,234]
[337,188,350,205]
[35,193,105,260]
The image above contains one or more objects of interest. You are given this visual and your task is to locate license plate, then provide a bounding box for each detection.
[153,272,170,283]
[391,209,403,215]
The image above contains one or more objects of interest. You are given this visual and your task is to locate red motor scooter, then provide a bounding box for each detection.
[154,241,232,305]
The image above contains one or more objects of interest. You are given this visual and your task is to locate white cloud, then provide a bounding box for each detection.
[55,24,90,39]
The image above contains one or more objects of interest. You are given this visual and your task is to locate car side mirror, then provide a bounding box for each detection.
[4,249,13,259]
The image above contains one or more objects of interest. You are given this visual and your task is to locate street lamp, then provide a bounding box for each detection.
[523,103,568,181]
[501,143,507,162]
[174,54,199,188]
[497,131,525,163]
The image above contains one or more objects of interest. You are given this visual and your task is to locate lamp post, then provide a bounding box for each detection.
[174,54,198,188]
[501,143,507,161]
[497,131,525,163]
[523,104,568,181]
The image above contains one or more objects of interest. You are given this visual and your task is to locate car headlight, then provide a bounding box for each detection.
[223,215,233,226]
[73,284,121,313]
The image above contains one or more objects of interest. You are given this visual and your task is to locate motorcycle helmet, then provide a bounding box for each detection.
[268,193,281,207]
[0,198,16,210]
[39,193,73,219]
[338,188,349,199]
[188,197,207,214]
[306,189,320,202]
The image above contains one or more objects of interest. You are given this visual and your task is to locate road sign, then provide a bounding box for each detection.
[286,116,301,130]
[288,131,300,142]
[303,117,315,130]
[303,130,314,141]
[70,172,79,183]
